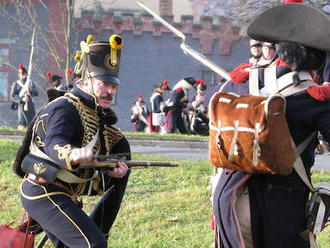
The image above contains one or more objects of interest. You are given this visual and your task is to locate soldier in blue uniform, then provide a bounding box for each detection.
[164,77,198,134]
[213,3,330,248]
[149,80,171,133]
[10,64,38,129]
[15,34,129,248]
[46,72,68,91]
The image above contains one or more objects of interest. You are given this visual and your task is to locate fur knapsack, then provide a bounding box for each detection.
[208,92,295,175]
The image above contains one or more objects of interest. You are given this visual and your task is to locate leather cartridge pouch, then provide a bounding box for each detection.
[21,153,60,181]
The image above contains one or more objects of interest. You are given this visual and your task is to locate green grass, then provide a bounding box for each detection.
[0,125,208,139]
[0,139,329,247]
[0,126,26,135]
[123,131,208,139]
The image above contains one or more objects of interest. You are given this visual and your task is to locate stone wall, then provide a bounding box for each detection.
[75,11,249,130]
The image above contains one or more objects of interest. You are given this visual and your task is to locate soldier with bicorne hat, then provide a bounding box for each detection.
[46,72,68,91]
[212,1,330,248]
[149,80,171,133]
[16,34,130,247]
[10,64,38,129]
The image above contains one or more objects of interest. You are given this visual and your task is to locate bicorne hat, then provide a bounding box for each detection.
[184,77,198,88]
[74,34,123,85]
[46,72,63,82]
[154,80,171,90]
[247,3,330,52]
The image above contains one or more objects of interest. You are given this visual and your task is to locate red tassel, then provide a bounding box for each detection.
[284,0,304,3]
[196,79,204,85]
[307,84,330,101]
[229,64,251,83]
[46,72,52,78]
[18,64,25,70]
[161,80,168,86]
[67,69,73,76]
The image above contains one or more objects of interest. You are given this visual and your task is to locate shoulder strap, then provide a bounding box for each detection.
[29,126,99,183]
[249,68,260,96]
[280,80,316,97]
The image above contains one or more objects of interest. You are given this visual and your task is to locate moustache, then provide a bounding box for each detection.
[100,95,113,101]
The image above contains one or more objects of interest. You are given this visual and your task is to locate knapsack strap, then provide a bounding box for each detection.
[292,133,319,248]
[292,132,317,190]
[280,80,315,97]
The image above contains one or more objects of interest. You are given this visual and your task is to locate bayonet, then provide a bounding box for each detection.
[137,1,231,81]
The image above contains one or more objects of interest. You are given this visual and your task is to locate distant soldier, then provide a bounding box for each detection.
[190,81,209,135]
[131,94,149,132]
[249,39,262,66]
[10,64,38,129]
[164,77,198,134]
[149,80,171,133]
[46,72,67,91]
[259,42,277,66]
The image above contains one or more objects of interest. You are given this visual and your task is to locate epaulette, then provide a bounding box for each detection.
[274,58,291,68]
[307,84,330,101]
[175,87,184,92]
[229,63,251,83]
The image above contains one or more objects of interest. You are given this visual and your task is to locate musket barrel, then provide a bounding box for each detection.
[91,159,179,168]
[126,160,179,167]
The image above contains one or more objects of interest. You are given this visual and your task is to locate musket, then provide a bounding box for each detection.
[22,27,37,111]
[35,158,178,248]
[137,1,231,81]
[82,158,179,169]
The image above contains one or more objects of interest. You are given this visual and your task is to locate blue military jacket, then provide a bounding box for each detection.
[28,86,130,195]
[213,90,330,248]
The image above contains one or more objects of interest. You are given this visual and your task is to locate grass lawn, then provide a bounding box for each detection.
[0,125,209,140]
[0,139,329,247]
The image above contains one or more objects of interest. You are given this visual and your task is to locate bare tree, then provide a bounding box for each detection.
[203,0,329,25]
[0,0,79,90]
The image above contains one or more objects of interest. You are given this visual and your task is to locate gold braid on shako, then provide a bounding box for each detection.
[74,34,95,75]
[109,34,123,67]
